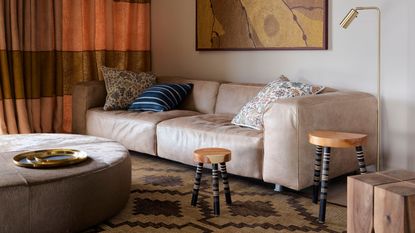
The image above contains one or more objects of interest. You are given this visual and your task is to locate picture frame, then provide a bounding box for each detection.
[196,0,328,50]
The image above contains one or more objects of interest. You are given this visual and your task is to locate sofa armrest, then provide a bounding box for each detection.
[72,81,106,134]
[263,91,377,190]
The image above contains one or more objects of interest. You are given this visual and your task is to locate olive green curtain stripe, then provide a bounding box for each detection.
[61,52,84,96]
[0,51,29,99]
[61,51,100,95]
[61,50,151,95]
[2,50,150,98]
[39,52,56,97]
[23,52,65,98]
[100,51,151,74]
[0,51,13,99]
[23,52,33,99]
[55,52,64,97]
[29,52,41,99]
[0,80,3,100]
[11,51,26,99]
[21,51,57,99]
[84,51,99,84]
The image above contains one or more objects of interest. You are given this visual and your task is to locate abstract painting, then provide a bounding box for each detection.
[196,0,328,50]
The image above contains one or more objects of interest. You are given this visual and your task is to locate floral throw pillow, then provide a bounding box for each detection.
[101,66,156,111]
[231,76,325,130]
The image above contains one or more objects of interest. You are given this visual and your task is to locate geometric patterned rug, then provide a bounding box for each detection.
[85,153,346,233]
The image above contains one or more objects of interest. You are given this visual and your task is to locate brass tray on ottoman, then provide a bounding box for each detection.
[13,149,88,168]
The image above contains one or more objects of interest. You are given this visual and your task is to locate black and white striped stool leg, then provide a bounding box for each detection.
[312,145,323,204]
[191,163,203,206]
[319,147,331,223]
[212,164,220,216]
[355,146,367,174]
[219,162,232,205]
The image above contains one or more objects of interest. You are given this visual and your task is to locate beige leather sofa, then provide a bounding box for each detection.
[72,76,377,191]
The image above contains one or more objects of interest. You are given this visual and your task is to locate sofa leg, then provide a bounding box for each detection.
[274,184,284,192]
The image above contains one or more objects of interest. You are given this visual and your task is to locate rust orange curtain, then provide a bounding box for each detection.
[0,0,151,134]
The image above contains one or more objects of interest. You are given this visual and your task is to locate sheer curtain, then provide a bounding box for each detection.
[0,0,151,134]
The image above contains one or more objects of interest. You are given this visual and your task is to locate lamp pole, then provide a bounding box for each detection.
[340,7,382,171]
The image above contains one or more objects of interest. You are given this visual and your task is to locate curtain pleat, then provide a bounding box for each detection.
[0,0,151,134]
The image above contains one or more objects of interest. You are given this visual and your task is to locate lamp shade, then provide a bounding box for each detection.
[340,9,359,29]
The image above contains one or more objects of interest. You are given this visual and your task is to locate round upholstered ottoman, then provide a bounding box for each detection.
[0,134,131,233]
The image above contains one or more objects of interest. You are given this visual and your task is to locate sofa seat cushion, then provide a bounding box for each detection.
[86,107,200,155]
[157,114,264,179]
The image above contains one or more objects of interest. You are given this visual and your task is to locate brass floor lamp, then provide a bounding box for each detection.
[340,7,382,171]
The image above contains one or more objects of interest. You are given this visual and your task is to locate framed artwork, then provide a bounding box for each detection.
[196,0,328,50]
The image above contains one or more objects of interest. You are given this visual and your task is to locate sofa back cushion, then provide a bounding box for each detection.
[156,76,220,114]
[215,83,264,115]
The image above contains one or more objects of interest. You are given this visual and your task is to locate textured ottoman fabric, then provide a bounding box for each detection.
[0,134,131,233]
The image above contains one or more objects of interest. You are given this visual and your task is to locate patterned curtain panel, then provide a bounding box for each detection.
[0,0,151,134]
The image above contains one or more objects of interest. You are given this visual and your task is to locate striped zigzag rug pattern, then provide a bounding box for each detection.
[85,153,346,233]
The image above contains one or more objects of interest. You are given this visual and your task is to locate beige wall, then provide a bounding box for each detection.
[151,0,415,170]
[407,0,415,170]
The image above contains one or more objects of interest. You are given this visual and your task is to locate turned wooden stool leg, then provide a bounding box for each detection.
[313,145,323,204]
[212,164,220,216]
[319,147,331,223]
[191,163,203,206]
[355,146,367,174]
[219,162,232,205]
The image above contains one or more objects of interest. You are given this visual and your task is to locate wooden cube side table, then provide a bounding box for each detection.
[347,173,399,233]
[374,181,415,233]
[348,170,415,233]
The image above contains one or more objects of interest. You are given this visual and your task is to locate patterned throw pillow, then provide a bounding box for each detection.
[101,66,156,111]
[232,76,325,130]
[128,83,193,112]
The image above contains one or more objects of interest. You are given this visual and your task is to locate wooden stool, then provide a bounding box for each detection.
[191,148,232,216]
[309,130,368,223]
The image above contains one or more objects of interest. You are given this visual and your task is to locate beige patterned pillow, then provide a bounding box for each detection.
[232,76,325,130]
[101,66,156,110]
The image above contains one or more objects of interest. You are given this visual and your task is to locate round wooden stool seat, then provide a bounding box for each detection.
[309,130,367,148]
[193,148,231,164]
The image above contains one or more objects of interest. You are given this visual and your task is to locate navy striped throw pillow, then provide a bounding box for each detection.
[128,83,193,112]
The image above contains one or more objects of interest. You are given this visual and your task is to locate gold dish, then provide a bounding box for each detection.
[13,149,88,168]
